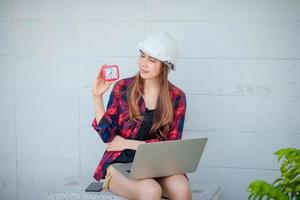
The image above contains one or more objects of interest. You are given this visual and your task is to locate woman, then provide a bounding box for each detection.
[92,32,191,200]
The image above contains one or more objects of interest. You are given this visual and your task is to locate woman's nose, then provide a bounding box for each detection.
[141,58,148,67]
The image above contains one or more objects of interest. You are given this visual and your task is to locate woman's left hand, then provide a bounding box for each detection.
[106,135,127,151]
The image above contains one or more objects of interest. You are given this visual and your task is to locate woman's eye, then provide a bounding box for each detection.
[149,58,156,62]
[140,54,145,57]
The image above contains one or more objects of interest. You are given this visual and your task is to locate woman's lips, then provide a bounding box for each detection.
[140,69,149,74]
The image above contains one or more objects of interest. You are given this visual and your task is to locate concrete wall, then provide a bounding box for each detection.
[0,0,299,199]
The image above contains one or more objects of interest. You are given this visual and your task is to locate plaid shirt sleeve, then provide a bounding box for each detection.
[92,83,120,143]
[145,92,186,143]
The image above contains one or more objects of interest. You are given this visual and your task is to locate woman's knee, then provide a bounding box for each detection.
[176,183,192,198]
[138,180,162,199]
[161,176,192,199]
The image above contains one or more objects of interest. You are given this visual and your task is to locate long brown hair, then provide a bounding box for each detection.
[127,63,173,140]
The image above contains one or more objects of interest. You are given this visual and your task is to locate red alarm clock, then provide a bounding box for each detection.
[100,64,120,81]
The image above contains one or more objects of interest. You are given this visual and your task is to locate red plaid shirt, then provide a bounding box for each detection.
[92,77,186,181]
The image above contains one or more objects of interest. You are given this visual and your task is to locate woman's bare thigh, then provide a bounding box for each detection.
[156,174,191,199]
[109,169,162,200]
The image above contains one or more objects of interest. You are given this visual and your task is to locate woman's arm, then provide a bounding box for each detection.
[106,135,145,151]
[92,68,118,143]
[93,95,105,124]
[126,139,145,150]
[92,68,113,123]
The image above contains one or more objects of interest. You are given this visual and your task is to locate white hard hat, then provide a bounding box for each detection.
[139,32,178,70]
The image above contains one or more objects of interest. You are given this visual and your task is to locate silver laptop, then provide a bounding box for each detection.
[112,138,208,180]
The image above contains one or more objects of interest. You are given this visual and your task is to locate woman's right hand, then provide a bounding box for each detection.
[92,68,113,97]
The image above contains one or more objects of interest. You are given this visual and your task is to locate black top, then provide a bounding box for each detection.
[112,108,154,163]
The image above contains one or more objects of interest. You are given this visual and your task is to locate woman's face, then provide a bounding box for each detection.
[138,50,162,80]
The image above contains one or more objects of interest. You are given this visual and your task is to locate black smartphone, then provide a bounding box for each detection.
[85,182,103,192]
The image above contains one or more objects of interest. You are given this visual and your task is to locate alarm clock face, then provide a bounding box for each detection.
[104,67,118,79]
[101,65,119,81]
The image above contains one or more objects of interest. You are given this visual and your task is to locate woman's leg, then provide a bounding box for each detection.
[109,169,162,200]
[156,174,192,200]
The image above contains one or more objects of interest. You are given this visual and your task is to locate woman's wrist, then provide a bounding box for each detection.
[93,93,104,99]
[93,95,105,123]
[125,139,145,150]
